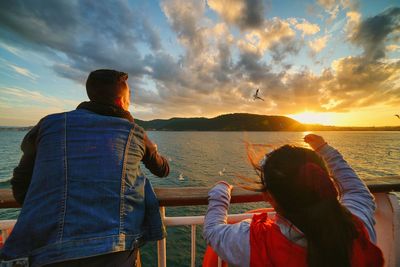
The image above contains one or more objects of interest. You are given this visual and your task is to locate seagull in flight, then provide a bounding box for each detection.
[395,114,400,119]
[253,88,265,101]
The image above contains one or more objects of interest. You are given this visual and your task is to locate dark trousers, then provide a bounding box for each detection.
[42,249,139,267]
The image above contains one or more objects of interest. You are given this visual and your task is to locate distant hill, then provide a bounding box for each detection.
[135,113,304,131]
[1,113,399,131]
[301,124,400,131]
[135,113,400,131]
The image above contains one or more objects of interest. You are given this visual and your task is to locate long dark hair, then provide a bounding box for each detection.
[255,145,358,267]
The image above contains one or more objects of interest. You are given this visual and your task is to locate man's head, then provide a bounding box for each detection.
[86,69,130,111]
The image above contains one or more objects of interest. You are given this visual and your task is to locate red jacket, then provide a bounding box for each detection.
[250,213,384,267]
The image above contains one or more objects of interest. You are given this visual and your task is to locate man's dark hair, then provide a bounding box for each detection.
[86,69,128,104]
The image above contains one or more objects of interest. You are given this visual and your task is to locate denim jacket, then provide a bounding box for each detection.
[1,108,168,267]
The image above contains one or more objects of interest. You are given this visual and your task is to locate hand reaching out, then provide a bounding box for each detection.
[304,134,327,151]
[214,181,233,191]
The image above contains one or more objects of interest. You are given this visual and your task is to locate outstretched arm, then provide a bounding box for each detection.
[203,182,251,267]
[142,133,170,177]
[11,123,40,205]
[304,134,377,242]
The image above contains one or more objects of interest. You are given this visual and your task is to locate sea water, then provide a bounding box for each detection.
[1,130,399,266]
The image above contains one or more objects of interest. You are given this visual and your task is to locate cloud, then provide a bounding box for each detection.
[208,0,299,61]
[0,0,301,119]
[290,19,320,36]
[208,0,265,29]
[284,70,323,107]
[263,55,400,114]
[237,18,297,58]
[0,87,77,108]
[317,0,338,11]
[8,64,38,80]
[309,35,330,54]
[221,14,303,65]
[0,0,163,82]
[351,7,400,61]
[316,0,359,23]
[0,0,399,123]
[386,44,400,52]
[0,86,79,125]
[0,57,39,80]
[317,0,340,22]
[269,37,302,63]
[321,56,400,111]
[161,0,212,71]
[0,41,23,57]
[345,11,361,38]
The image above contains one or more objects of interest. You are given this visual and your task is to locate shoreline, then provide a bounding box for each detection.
[1,128,400,132]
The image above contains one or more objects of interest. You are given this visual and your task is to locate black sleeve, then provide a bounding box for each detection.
[141,133,170,177]
[11,123,40,205]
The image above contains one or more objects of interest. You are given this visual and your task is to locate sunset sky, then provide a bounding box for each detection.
[0,0,399,127]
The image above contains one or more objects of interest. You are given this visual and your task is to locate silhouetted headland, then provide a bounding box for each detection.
[135,113,400,131]
[2,113,400,131]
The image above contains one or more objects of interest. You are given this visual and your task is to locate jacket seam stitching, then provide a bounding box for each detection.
[57,112,68,241]
[119,125,135,237]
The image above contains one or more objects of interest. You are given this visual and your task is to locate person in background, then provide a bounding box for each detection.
[1,69,169,267]
[203,134,383,267]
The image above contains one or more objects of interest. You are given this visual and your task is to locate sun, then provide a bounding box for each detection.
[288,112,334,125]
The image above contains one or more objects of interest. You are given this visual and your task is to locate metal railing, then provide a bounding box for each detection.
[1,176,400,266]
[156,207,274,267]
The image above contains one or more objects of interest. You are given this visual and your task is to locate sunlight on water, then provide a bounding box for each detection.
[144,131,400,187]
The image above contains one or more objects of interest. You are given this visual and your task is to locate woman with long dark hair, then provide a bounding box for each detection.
[203,134,383,267]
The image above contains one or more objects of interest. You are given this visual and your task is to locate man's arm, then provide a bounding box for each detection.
[142,133,169,177]
[11,123,40,205]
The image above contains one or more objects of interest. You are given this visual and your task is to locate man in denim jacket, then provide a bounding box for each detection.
[1,69,170,267]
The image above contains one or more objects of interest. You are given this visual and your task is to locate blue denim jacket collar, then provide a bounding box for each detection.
[77,101,134,122]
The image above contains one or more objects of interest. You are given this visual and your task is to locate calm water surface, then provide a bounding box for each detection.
[0,130,399,266]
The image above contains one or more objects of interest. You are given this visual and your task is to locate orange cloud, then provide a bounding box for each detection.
[309,35,330,54]
[237,18,296,55]
[294,20,320,36]
[386,44,400,52]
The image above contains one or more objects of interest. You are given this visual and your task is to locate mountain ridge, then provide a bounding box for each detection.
[135,113,303,131]
[1,113,399,131]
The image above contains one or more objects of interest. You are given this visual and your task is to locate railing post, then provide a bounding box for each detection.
[158,207,167,267]
[191,224,196,267]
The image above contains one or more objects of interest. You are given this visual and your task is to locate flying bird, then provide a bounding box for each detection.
[253,89,265,101]
[395,114,400,119]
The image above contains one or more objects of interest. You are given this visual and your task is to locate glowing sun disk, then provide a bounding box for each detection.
[288,112,333,125]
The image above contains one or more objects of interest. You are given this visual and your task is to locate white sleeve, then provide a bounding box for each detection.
[203,183,251,267]
[317,144,377,243]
